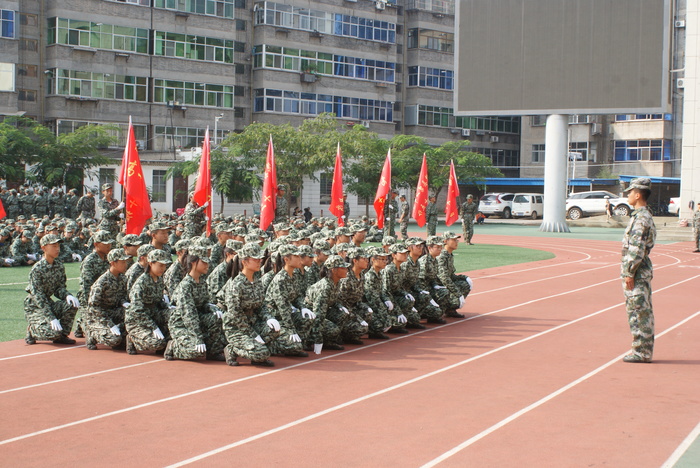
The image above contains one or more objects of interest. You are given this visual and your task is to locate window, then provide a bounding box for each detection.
[99,168,115,192]
[20,13,38,27]
[155,0,234,18]
[151,170,167,203]
[414,104,520,133]
[470,147,520,168]
[48,18,149,54]
[614,140,671,161]
[18,64,37,77]
[110,0,150,5]
[57,119,147,148]
[569,142,588,161]
[615,114,672,121]
[532,144,545,163]
[568,114,590,124]
[51,69,148,102]
[20,39,38,51]
[236,19,246,30]
[319,172,332,205]
[154,126,225,150]
[154,79,234,108]
[1,9,15,38]
[154,30,234,63]
[407,28,453,52]
[18,89,36,101]
[408,66,453,89]
[0,63,14,92]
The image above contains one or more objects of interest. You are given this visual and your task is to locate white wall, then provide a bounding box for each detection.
[680,3,700,219]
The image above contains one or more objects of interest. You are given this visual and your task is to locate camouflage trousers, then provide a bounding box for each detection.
[413,290,444,320]
[383,221,396,238]
[309,317,342,346]
[170,312,226,360]
[327,305,368,342]
[695,229,700,250]
[432,287,460,310]
[24,296,78,341]
[182,226,204,240]
[400,220,409,240]
[427,221,437,236]
[623,278,654,360]
[98,220,120,238]
[267,313,311,356]
[225,322,278,362]
[367,305,392,334]
[126,308,170,352]
[462,218,474,243]
[393,293,421,326]
[85,307,125,348]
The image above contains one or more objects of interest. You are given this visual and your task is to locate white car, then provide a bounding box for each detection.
[668,197,681,215]
[512,193,544,219]
[565,190,631,220]
[478,193,515,218]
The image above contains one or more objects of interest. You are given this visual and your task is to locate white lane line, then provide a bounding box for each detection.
[0,359,161,395]
[661,420,700,468]
[421,310,700,468]
[165,276,700,467]
[0,277,79,287]
[0,345,85,361]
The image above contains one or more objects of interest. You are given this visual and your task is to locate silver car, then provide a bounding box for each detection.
[565,190,631,220]
[478,193,515,218]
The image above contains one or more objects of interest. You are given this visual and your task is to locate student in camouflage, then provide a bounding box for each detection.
[219,243,278,367]
[76,190,96,220]
[426,194,438,236]
[85,248,130,350]
[305,255,351,353]
[306,240,330,289]
[207,240,241,303]
[460,194,478,245]
[165,247,226,361]
[163,239,189,296]
[24,234,80,344]
[620,178,657,363]
[125,249,172,355]
[383,189,399,238]
[362,247,393,339]
[398,195,410,240]
[183,193,208,239]
[382,243,420,332]
[436,231,470,318]
[404,237,444,324]
[337,247,372,344]
[126,244,155,291]
[74,230,113,338]
[97,184,124,237]
[418,236,460,312]
[10,229,38,266]
[693,204,700,253]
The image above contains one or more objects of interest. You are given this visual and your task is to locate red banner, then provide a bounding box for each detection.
[259,135,278,230]
[121,117,152,235]
[373,149,392,229]
[444,159,459,226]
[412,153,429,227]
[329,143,345,226]
[0,198,6,220]
[193,128,213,236]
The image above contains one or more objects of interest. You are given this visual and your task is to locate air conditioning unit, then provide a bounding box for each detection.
[591,123,601,135]
[376,1,386,10]
[361,120,370,128]
[675,19,686,28]
[490,136,499,143]
[461,129,471,137]
[136,140,145,150]
[677,78,685,89]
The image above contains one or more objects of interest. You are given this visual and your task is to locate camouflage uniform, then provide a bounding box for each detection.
[76,194,96,219]
[210,242,224,267]
[34,192,48,217]
[362,267,393,334]
[98,197,121,237]
[460,200,478,244]
[10,236,36,266]
[126,262,146,291]
[24,258,78,341]
[275,195,289,223]
[169,275,226,360]
[220,273,277,362]
[305,262,321,290]
[426,201,438,236]
[419,253,459,310]
[398,199,410,240]
[383,196,398,238]
[337,268,371,340]
[6,192,20,218]
[305,277,347,346]
[75,250,110,335]
[163,260,185,296]
[125,272,170,353]
[693,209,700,251]
[382,261,420,327]
[206,260,229,303]
[183,202,206,239]
[86,270,128,348]
[403,254,443,321]
[437,249,471,302]
[65,192,79,219]
[621,205,656,361]
[265,269,313,355]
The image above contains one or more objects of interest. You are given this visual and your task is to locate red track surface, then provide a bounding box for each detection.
[2,235,699,467]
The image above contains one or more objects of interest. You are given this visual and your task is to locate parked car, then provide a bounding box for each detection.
[668,197,681,215]
[565,190,631,220]
[478,193,515,218]
[512,193,544,219]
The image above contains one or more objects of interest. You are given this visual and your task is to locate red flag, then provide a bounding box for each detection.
[192,128,213,236]
[373,149,392,229]
[122,117,152,235]
[412,153,429,227]
[444,159,459,226]
[259,135,278,230]
[329,143,345,226]
[0,198,6,220]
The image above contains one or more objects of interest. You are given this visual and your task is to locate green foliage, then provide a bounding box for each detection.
[595,165,618,179]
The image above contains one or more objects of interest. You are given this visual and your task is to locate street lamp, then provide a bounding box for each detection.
[214,113,224,146]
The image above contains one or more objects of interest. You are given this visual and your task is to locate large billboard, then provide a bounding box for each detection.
[454,0,671,116]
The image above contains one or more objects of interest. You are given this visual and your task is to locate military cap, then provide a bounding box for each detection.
[368,246,390,257]
[334,242,350,253]
[405,237,425,246]
[278,244,300,256]
[297,245,314,257]
[36,226,45,234]
[623,177,652,193]
[101,183,113,191]
[174,239,192,251]
[346,247,368,259]
[324,255,350,269]
[22,228,34,237]
[426,235,444,245]
[351,223,367,233]
[147,249,172,264]
[297,229,311,239]
[225,239,243,251]
[93,230,116,244]
[278,184,287,191]
[189,245,210,263]
[45,225,58,233]
[122,234,143,246]
[215,223,233,234]
[137,244,156,257]
[244,233,261,244]
[389,242,409,254]
[64,224,76,233]
[233,226,247,236]
[381,235,396,246]
[391,188,399,194]
[285,232,300,242]
[107,248,131,262]
[149,221,169,232]
[0,228,11,237]
[238,243,265,259]
[40,233,63,247]
[334,227,352,237]
[17,215,26,220]
[313,240,332,255]
[191,237,214,248]
[274,222,291,232]
[443,231,461,239]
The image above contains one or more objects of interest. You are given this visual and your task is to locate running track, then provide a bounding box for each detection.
[1,235,698,467]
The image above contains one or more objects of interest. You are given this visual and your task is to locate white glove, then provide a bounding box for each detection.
[4,258,14,264]
[195,343,207,353]
[411,307,418,314]
[314,343,323,355]
[50,318,63,331]
[459,295,465,308]
[255,335,265,344]
[116,202,125,210]
[122,302,131,308]
[301,308,316,319]
[434,285,446,290]
[119,213,125,219]
[397,314,407,324]
[291,305,299,313]
[72,253,82,261]
[420,290,430,295]
[290,334,302,343]
[466,277,474,289]
[203,201,209,208]
[384,300,394,311]
[360,320,368,327]
[340,306,349,315]
[204,216,209,221]
[27,253,37,261]
[367,307,373,314]
[210,304,223,319]
[266,318,280,331]
[389,205,395,210]
[405,293,415,302]
[163,294,170,307]
[66,295,80,308]
[430,299,439,308]
[153,328,165,340]
[110,325,121,336]
[169,305,176,310]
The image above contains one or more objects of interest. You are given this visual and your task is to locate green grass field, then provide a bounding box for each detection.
[0,243,552,343]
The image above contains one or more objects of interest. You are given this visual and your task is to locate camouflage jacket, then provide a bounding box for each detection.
[265,269,304,331]
[339,268,366,307]
[64,194,78,217]
[275,196,288,221]
[170,274,216,343]
[621,206,656,280]
[364,267,391,313]
[10,237,35,262]
[184,202,206,227]
[693,210,700,231]
[437,249,461,297]
[98,197,121,222]
[260,269,275,294]
[460,201,478,220]
[25,258,71,311]
[125,262,146,291]
[384,198,398,223]
[88,270,128,318]
[399,200,410,222]
[76,195,96,218]
[220,273,273,335]
[401,255,422,293]
[164,261,185,297]
[382,261,408,299]
[418,253,442,290]
[305,276,341,343]
[206,260,229,302]
[78,251,110,301]
[126,272,168,330]
[305,262,321,290]
[426,202,438,224]
[210,242,224,267]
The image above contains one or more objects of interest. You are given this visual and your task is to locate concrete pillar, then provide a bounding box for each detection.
[539,114,571,233]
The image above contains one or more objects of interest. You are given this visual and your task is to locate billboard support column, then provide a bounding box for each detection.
[539,115,571,233]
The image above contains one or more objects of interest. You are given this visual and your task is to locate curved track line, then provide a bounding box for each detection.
[0,345,84,361]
